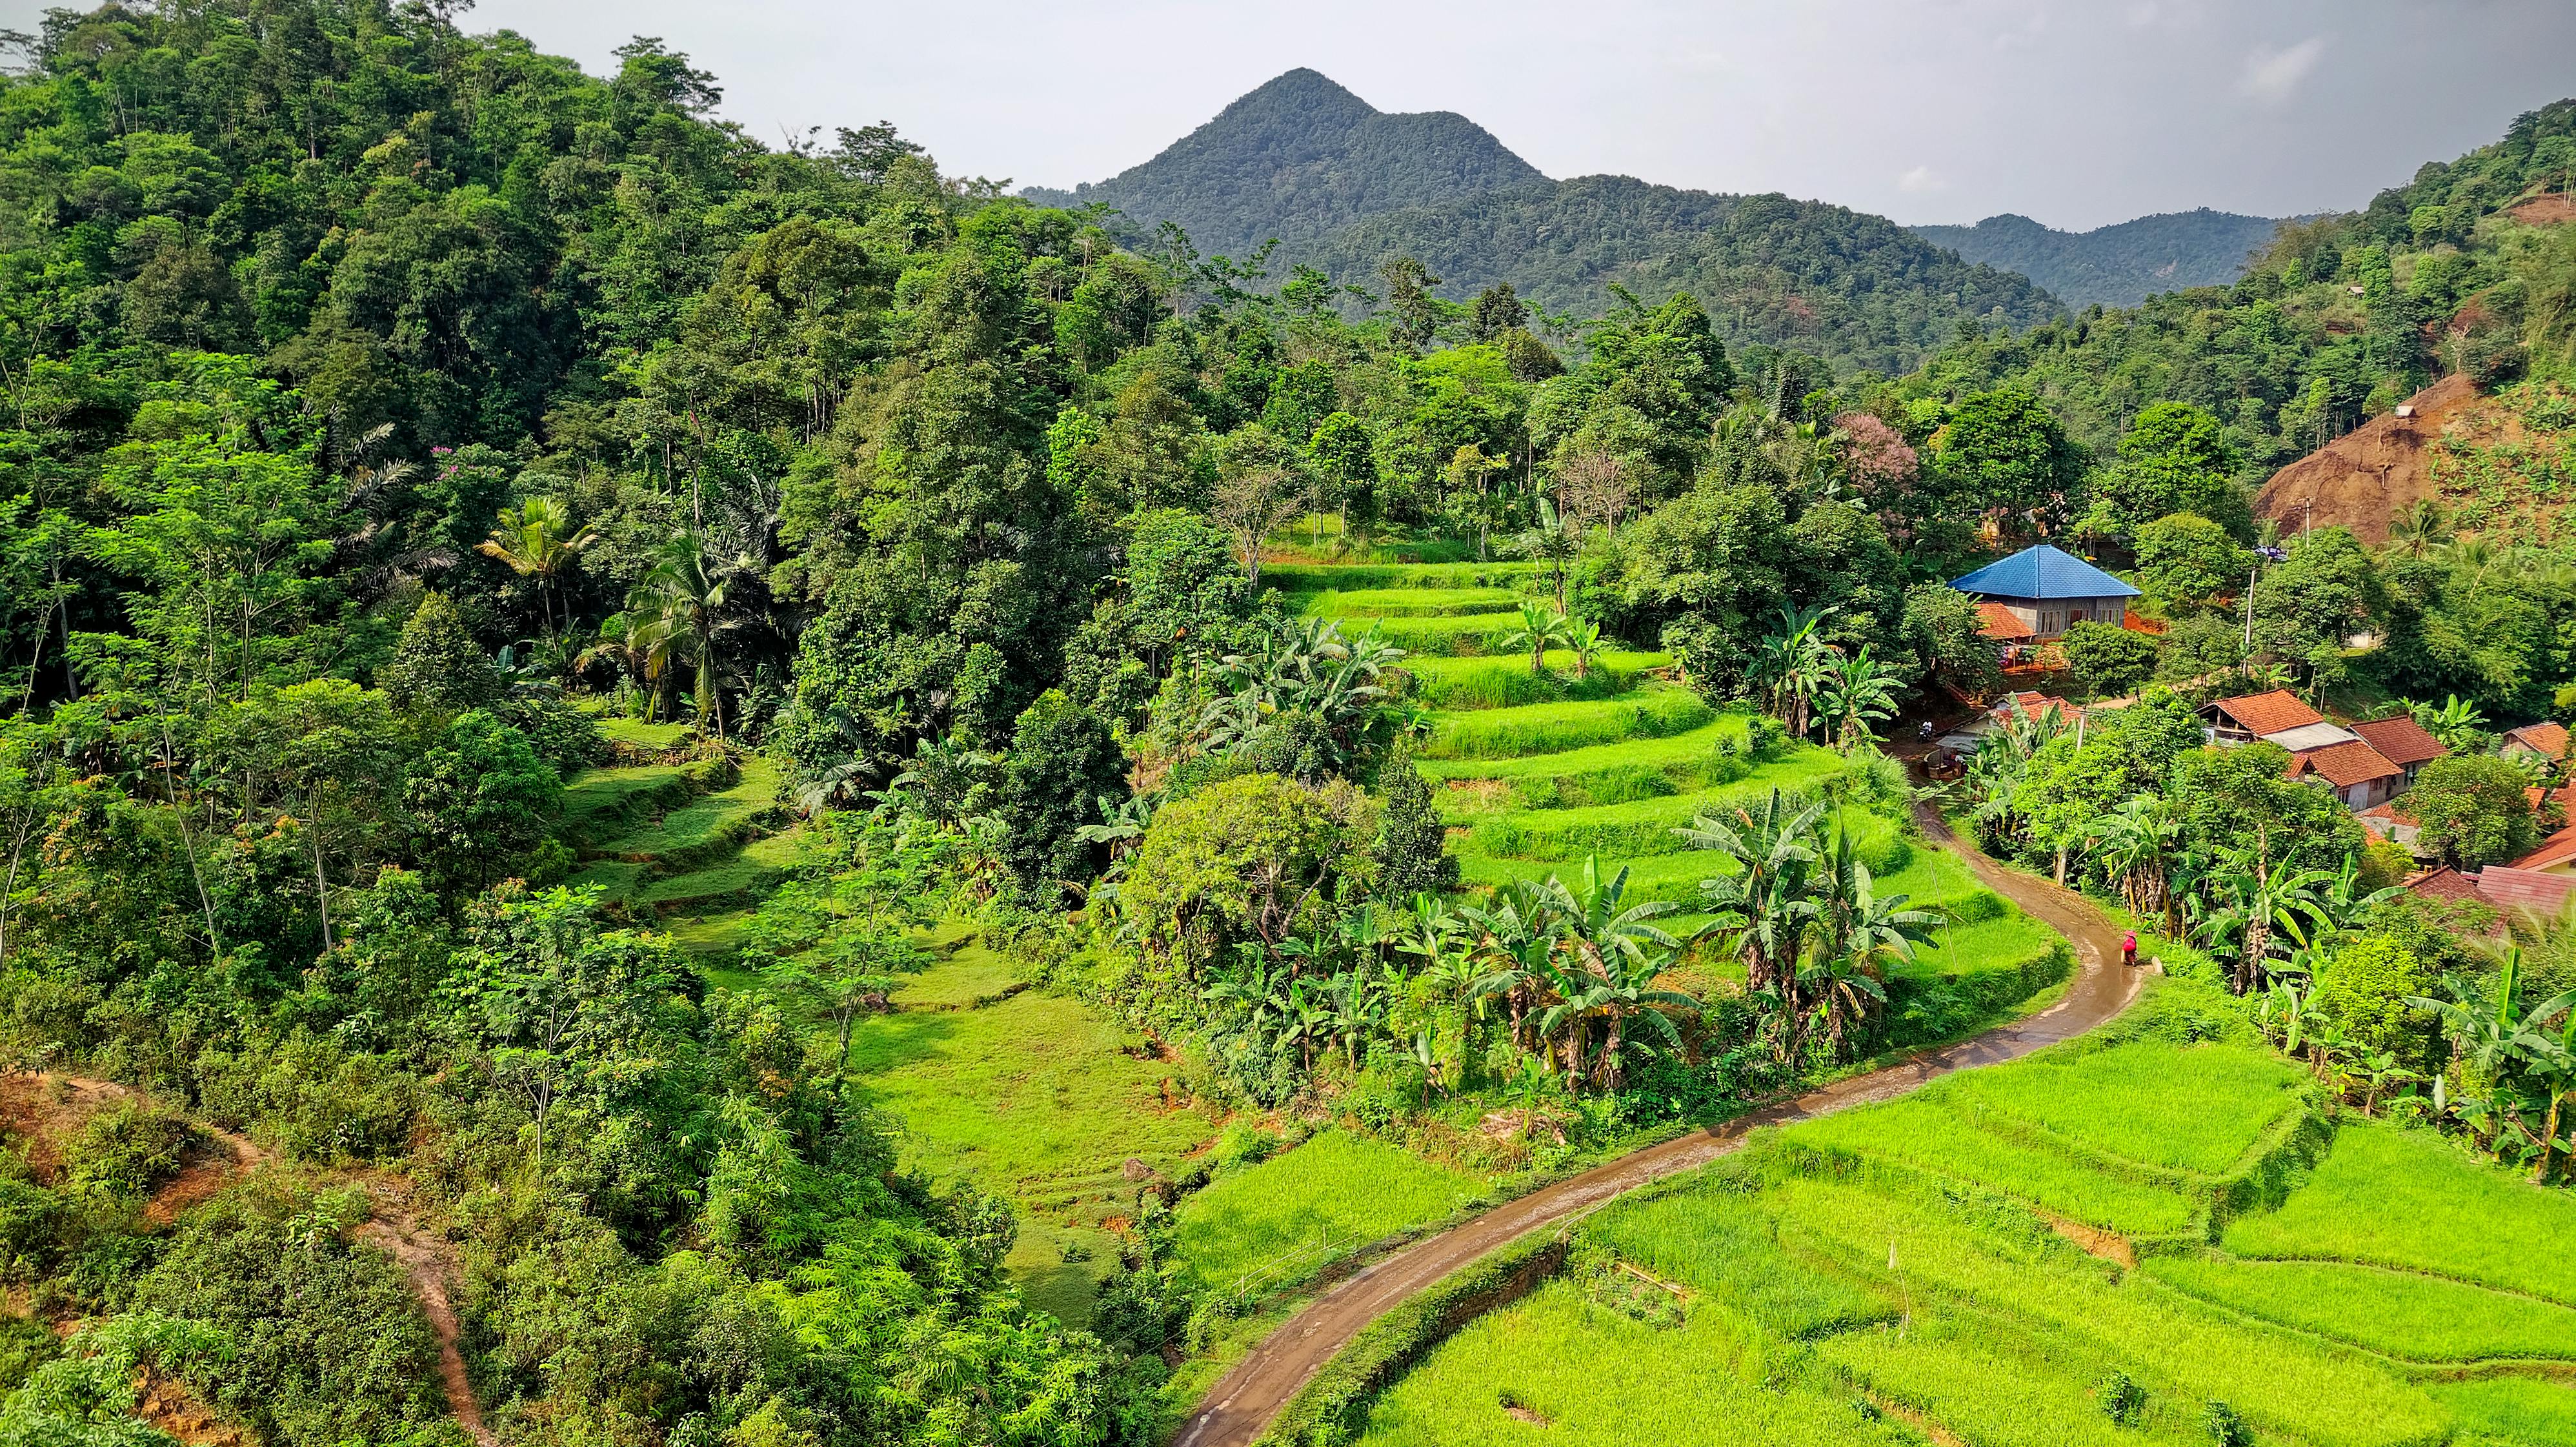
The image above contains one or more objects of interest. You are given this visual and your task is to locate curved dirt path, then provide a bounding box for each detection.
[1176,809,2140,1447]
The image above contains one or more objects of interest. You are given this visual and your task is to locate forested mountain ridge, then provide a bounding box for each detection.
[1300,175,2066,375]
[1020,68,1545,257]
[1909,208,2287,308]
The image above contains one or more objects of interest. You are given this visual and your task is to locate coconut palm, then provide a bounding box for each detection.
[1509,495,1579,614]
[632,530,748,738]
[2385,498,2451,559]
[1502,600,1575,676]
[477,497,598,642]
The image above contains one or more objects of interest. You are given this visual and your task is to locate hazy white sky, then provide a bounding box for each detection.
[30,0,2576,230]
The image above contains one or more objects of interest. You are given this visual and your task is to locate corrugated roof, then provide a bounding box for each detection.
[2287,739,2402,788]
[2208,690,2326,738]
[2351,716,2448,767]
[1950,544,2142,602]
[2267,722,2362,753]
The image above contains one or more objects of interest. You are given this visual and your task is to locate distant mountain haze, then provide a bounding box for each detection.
[1908,210,2289,309]
[1025,69,2064,374]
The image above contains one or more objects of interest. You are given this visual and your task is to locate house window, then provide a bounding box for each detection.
[2039,610,2064,636]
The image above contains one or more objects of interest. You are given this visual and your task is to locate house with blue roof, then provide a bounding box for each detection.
[1948,544,2140,643]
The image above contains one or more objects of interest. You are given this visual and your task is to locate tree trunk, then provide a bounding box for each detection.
[2538,1091,2564,1185]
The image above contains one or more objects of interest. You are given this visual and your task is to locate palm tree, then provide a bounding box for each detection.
[1815,645,1904,752]
[632,531,743,737]
[2087,793,2181,922]
[1503,600,1575,676]
[477,497,599,642]
[579,609,678,720]
[1678,789,1826,997]
[1509,496,1579,614]
[1748,605,1838,740]
[2192,838,2334,995]
[2386,498,2451,559]
[1566,617,1606,681]
[1805,827,1938,1059]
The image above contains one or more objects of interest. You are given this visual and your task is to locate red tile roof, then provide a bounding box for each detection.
[1975,602,2034,640]
[2506,721,2571,758]
[2469,866,2576,916]
[2351,716,2448,769]
[2208,690,2326,738]
[2406,867,2490,906]
[2516,831,2576,873]
[2286,740,2402,789]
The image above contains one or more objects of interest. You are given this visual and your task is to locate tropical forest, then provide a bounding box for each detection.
[3,5,2576,1446]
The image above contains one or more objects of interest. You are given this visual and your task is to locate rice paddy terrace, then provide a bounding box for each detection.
[1272,560,2067,1003]
[1354,1010,2576,1447]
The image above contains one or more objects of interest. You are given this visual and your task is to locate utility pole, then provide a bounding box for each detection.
[2243,564,2259,654]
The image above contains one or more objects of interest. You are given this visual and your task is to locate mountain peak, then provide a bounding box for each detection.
[1022,70,1541,257]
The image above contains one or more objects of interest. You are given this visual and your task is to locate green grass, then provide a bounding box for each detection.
[1356,1282,1916,1447]
[1772,1171,2448,1447]
[598,755,783,865]
[1422,715,1749,787]
[1287,587,1526,618]
[1949,1040,2308,1177]
[1584,1188,1893,1339]
[1460,778,1887,865]
[1260,561,1538,592]
[1818,1324,2207,1447]
[1175,1132,1484,1295]
[1398,653,1666,709]
[1788,1095,2202,1235]
[2142,1256,2576,1362]
[2222,1120,2576,1306]
[596,715,692,750]
[2435,1377,2576,1446]
[1419,687,1715,761]
[1895,912,2067,983]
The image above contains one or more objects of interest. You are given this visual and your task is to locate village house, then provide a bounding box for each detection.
[1950,544,2142,643]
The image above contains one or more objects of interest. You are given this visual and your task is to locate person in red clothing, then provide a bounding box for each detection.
[2121,931,2137,968]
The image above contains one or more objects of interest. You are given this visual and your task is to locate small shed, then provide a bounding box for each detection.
[1949,545,2140,642]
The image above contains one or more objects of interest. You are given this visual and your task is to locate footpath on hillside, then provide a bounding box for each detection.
[1177,802,2138,1447]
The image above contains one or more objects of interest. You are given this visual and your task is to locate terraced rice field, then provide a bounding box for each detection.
[559,717,792,955]
[1273,558,2064,999]
[1360,1010,2576,1446]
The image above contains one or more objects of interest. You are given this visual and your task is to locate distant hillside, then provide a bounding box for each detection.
[1302,177,2065,375]
[1029,70,2064,374]
[1021,69,1545,259]
[1910,209,2285,308]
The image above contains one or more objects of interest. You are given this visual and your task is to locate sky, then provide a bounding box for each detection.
[35,0,2576,231]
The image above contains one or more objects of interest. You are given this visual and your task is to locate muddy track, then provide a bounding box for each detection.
[1176,809,2141,1447]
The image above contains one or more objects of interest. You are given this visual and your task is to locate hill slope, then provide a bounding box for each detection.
[1302,177,2066,374]
[1911,208,2286,308]
[1021,68,1545,258]
[1029,70,2065,372]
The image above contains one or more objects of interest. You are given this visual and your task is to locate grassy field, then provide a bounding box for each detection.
[842,940,1213,1323]
[1175,1132,1485,1296]
[1356,996,2571,1446]
[2221,1120,2576,1307]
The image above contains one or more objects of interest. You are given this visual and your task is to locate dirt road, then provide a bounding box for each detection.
[1175,810,2139,1447]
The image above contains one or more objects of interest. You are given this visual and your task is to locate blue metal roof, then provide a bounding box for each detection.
[1949,544,2140,600]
